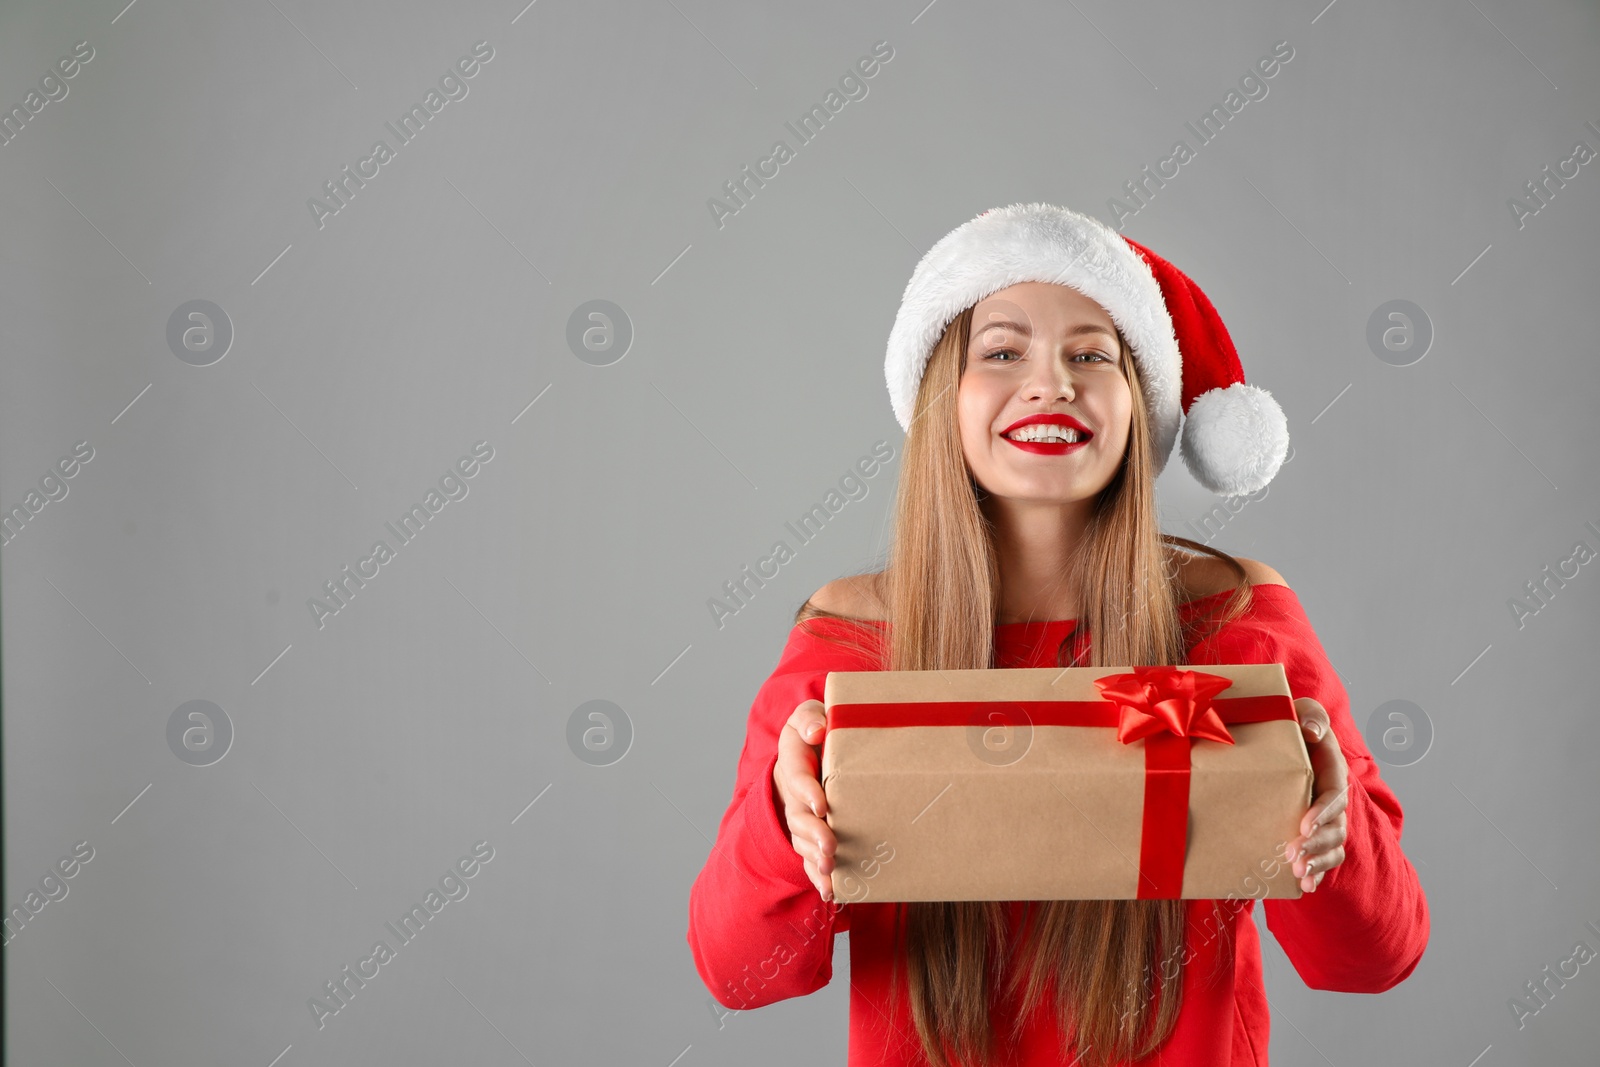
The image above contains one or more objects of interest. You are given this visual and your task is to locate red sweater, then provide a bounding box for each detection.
[687,584,1429,1065]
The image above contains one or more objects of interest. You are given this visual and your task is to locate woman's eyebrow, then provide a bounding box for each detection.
[971,320,1118,340]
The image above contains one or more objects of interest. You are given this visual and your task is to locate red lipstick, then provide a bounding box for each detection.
[999,413,1093,456]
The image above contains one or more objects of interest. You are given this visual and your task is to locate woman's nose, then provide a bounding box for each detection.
[1027,358,1075,401]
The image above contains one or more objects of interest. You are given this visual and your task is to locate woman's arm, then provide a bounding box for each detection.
[686,624,855,1009]
[1264,751,1428,991]
[1250,591,1431,992]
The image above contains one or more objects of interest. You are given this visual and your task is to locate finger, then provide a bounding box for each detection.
[802,855,832,902]
[784,808,837,869]
[1303,866,1330,893]
[777,755,832,825]
[1292,833,1346,878]
[1294,698,1330,743]
[778,711,830,817]
[777,753,830,820]
[1300,739,1349,838]
[788,700,828,746]
[781,719,826,762]
[1301,779,1350,839]
[1290,818,1347,859]
[1297,845,1345,886]
[797,718,825,746]
[1293,700,1348,825]
[794,840,823,880]
[1288,810,1347,866]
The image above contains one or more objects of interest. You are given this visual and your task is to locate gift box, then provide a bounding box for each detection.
[820,663,1313,902]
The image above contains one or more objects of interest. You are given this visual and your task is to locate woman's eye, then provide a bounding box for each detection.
[982,350,1110,363]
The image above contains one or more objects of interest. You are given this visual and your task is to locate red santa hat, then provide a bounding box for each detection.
[884,202,1289,497]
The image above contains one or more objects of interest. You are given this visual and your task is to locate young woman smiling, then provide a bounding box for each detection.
[688,204,1428,1066]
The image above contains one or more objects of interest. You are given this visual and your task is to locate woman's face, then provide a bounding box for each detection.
[957,281,1133,507]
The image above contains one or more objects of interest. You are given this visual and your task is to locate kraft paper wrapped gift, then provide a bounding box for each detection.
[820,663,1314,902]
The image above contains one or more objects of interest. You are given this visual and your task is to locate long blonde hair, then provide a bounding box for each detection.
[797,303,1255,1066]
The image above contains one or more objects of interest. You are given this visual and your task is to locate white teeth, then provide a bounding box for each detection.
[1005,425,1083,443]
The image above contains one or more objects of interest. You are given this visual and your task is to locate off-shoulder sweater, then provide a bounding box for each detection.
[687,584,1429,1065]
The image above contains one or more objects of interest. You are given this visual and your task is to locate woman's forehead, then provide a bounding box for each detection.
[970,282,1118,333]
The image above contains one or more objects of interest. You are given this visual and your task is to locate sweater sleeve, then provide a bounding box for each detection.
[687,621,873,1010]
[1203,586,1431,993]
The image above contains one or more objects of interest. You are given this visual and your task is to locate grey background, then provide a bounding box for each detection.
[2,0,1597,1064]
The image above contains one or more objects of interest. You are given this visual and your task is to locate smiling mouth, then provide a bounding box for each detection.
[992,425,1094,454]
[1001,429,1088,445]
[999,424,1092,453]
[1001,434,1090,454]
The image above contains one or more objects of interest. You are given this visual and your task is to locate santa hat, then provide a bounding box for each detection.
[884,202,1289,497]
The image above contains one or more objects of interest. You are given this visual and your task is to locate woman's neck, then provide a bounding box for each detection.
[984,497,1095,624]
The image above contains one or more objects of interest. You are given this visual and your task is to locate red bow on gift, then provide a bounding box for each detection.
[1093,665,1238,746]
[1093,665,1242,899]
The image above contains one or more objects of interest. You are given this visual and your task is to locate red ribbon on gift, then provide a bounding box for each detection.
[1095,666,1240,899]
[826,665,1296,898]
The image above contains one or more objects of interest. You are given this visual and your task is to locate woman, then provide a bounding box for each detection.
[687,204,1428,1066]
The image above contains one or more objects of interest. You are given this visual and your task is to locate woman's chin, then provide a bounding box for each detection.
[982,482,1104,507]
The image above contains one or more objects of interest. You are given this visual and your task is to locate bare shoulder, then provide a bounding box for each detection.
[1176,551,1289,600]
[1234,556,1290,588]
[803,572,887,622]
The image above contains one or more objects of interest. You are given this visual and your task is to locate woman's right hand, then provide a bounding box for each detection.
[774,699,836,901]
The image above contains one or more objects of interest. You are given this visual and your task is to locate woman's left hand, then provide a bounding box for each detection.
[1287,697,1349,893]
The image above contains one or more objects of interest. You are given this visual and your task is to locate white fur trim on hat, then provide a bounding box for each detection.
[884,202,1183,476]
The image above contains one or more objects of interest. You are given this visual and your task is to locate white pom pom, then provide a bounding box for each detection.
[1179,383,1289,497]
